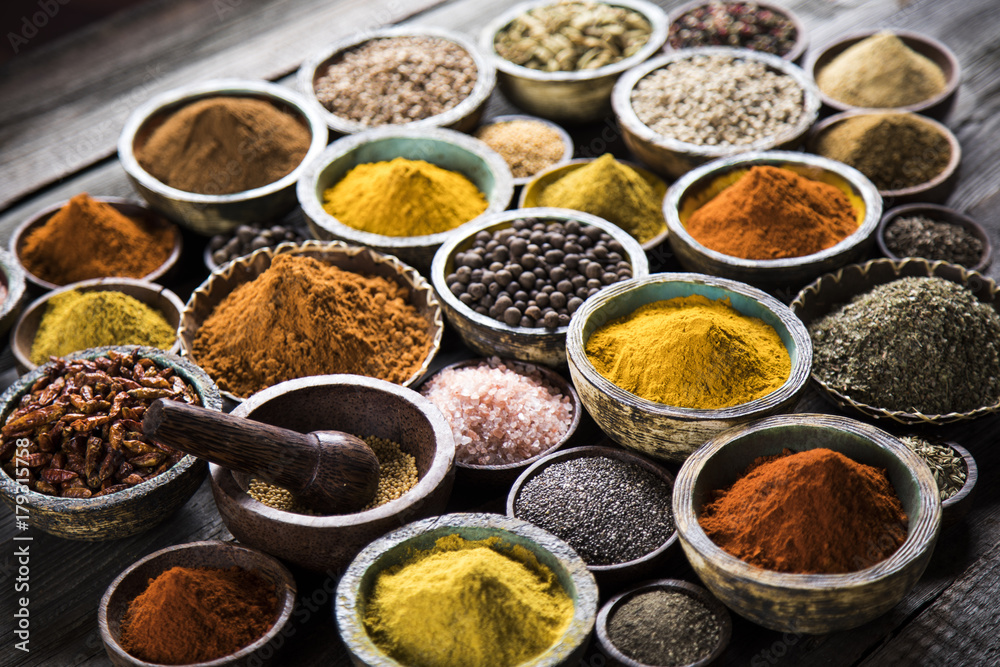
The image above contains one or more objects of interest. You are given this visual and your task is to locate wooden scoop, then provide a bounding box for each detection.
[143,399,380,514]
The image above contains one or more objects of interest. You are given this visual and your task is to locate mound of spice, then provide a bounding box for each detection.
[208,223,311,268]
[136,96,311,195]
[314,36,476,127]
[420,358,573,465]
[814,113,951,191]
[816,31,947,108]
[364,534,573,667]
[884,214,984,267]
[686,165,857,259]
[700,448,908,574]
[631,54,804,147]
[494,1,652,72]
[586,294,790,409]
[537,154,665,243]
[809,276,1000,414]
[120,565,278,664]
[608,589,723,666]
[515,455,674,565]
[669,2,798,56]
[31,290,175,366]
[20,194,174,286]
[322,158,488,237]
[899,436,967,501]
[475,119,567,179]
[191,254,433,398]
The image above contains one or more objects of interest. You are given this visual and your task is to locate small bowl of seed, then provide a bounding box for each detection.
[474,115,574,187]
[204,222,313,272]
[481,0,669,123]
[666,0,808,62]
[898,435,977,527]
[877,204,990,272]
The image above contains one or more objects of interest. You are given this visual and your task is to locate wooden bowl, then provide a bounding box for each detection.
[673,413,941,633]
[11,278,185,374]
[209,374,456,572]
[508,445,679,589]
[595,579,733,667]
[663,150,882,293]
[877,203,991,272]
[941,442,978,527]
[665,0,809,62]
[336,512,598,666]
[480,0,669,123]
[10,197,182,292]
[118,79,329,235]
[477,114,575,186]
[0,345,222,540]
[99,540,297,667]
[0,247,26,340]
[430,208,649,368]
[612,48,820,179]
[418,358,582,489]
[297,126,514,272]
[791,257,1000,424]
[519,159,670,252]
[566,272,812,463]
[179,240,443,408]
[806,30,961,120]
[808,111,960,205]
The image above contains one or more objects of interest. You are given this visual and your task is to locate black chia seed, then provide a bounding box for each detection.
[608,589,722,666]
[884,214,984,267]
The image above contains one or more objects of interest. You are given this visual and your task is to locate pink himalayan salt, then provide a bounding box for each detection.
[421,357,574,465]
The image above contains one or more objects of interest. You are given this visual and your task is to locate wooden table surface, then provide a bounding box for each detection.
[2,0,999,665]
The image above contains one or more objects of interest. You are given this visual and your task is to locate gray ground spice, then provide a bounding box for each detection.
[608,590,721,666]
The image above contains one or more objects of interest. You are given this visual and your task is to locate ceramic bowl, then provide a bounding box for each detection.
[508,445,679,588]
[297,126,514,271]
[519,158,670,251]
[10,197,182,292]
[431,207,649,368]
[476,114,575,186]
[612,48,821,179]
[298,26,495,135]
[0,248,26,339]
[596,578,733,667]
[178,240,443,407]
[806,29,961,120]
[673,413,941,633]
[210,374,456,572]
[877,203,990,272]
[665,0,808,62]
[99,540,297,667]
[566,272,812,463]
[664,150,882,293]
[336,512,598,666]
[480,0,669,123]
[791,257,1000,425]
[119,79,329,235]
[0,345,222,540]
[11,278,185,374]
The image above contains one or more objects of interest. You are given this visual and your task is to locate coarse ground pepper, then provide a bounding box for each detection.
[883,215,984,267]
[608,590,722,666]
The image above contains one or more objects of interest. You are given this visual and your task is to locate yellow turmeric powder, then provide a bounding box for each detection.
[322,157,488,237]
[585,294,790,409]
[363,534,573,667]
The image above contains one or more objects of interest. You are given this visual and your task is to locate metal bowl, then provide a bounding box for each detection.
[480,0,669,123]
[119,79,329,235]
[664,0,809,62]
[0,248,26,340]
[878,203,991,272]
[475,114,575,186]
[298,126,514,272]
[298,26,495,135]
[613,47,820,179]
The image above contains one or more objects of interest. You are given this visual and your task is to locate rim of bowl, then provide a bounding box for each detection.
[297,126,515,251]
[297,26,496,135]
[940,442,977,509]
[596,578,733,667]
[11,277,185,373]
[877,203,991,273]
[0,247,27,321]
[806,29,961,115]
[10,196,183,291]
[98,539,297,667]
[791,257,1000,424]
[0,345,222,510]
[481,0,670,83]
[335,512,598,667]
[430,207,650,340]
[673,413,942,588]
[567,271,813,418]
[808,110,961,199]
[180,240,444,404]
[612,47,821,160]
[417,357,583,472]
[476,114,576,186]
[118,79,329,205]
[664,150,882,270]
[507,445,679,574]
[665,0,809,62]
